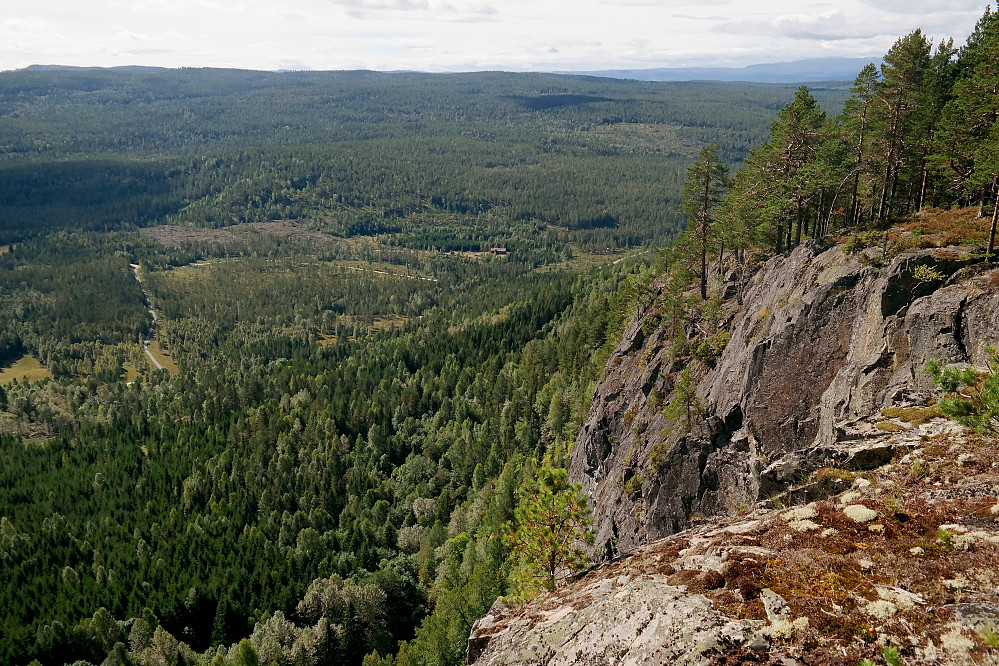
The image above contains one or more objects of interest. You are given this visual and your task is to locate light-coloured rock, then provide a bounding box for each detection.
[466,575,759,666]
[761,588,790,622]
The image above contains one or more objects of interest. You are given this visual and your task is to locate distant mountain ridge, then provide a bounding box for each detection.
[19,57,880,82]
[564,57,883,83]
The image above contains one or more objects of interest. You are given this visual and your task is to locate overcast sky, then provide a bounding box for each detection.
[0,0,991,73]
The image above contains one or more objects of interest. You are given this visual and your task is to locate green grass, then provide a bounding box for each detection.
[146,340,179,376]
[0,355,52,384]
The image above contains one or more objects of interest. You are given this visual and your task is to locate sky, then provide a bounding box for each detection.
[0,0,991,73]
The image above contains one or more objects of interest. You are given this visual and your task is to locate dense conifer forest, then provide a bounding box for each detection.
[2,5,999,663]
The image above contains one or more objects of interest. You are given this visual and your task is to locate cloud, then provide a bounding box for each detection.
[670,13,729,21]
[713,10,906,40]
[599,0,729,6]
[857,0,984,12]
[327,0,497,21]
[332,0,430,11]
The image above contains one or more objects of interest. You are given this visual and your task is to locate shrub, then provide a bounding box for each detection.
[844,230,886,255]
[927,349,999,434]
[692,330,731,367]
[622,474,643,498]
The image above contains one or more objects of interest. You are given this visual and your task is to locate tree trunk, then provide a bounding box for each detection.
[988,187,999,263]
[849,172,861,226]
[918,165,928,213]
[700,234,707,301]
[877,151,894,223]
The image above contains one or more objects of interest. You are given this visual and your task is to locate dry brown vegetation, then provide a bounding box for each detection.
[140,220,346,248]
[895,206,993,250]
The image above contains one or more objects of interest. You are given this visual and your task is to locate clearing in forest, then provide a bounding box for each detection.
[0,355,52,384]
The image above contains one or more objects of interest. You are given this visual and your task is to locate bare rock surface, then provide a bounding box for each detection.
[471,420,999,665]
[569,243,999,557]
[466,573,759,666]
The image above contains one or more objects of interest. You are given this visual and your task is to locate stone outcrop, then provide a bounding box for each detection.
[568,242,999,558]
[469,414,999,665]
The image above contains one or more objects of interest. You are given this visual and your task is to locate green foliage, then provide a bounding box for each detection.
[503,465,595,596]
[664,367,704,435]
[691,329,731,367]
[0,221,636,665]
[881,644,904,666]
[621,474,644,498]
[927,349,999,434]
[911,264,945,283]
[843,231,887,255]
[713,6,999,255]
[0,69,847,247]
[979,623,999,649]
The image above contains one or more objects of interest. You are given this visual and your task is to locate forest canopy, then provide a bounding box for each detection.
[5,7,999,664]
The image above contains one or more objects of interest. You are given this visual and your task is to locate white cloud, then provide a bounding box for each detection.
[713,10,902,40]
[0,0,989,72]
[858,0,985,12]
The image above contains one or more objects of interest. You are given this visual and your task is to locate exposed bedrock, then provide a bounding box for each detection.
[568,243,999,558]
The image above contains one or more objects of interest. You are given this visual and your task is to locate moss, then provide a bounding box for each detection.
[813,467,857,484]
[879,406,942,425]
[875,420,908,432]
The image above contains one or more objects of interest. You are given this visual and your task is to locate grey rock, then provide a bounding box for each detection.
[569,244,999,557]
[466,575,759,666]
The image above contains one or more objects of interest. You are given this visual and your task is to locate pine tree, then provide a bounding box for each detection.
[679,144,729,300]
[503,465,594,595]
[841,63,881,225]
[873,30,933,221]
[932,5,999,257]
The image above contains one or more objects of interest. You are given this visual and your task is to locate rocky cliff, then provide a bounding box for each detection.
[468,414,999,665]
[466,235,999,666]
[569,241,999,558]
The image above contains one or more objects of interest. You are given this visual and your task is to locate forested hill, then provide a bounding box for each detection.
[36,38,999,666]
[0,68,847,247]
[0,67,855,666]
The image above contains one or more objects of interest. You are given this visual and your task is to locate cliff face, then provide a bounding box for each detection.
[568,242,999,558]
[466,242,999,666]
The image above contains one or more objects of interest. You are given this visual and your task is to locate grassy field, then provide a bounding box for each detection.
[123,362,142,383]
[0,355,53,384]
[146,340,180,376]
